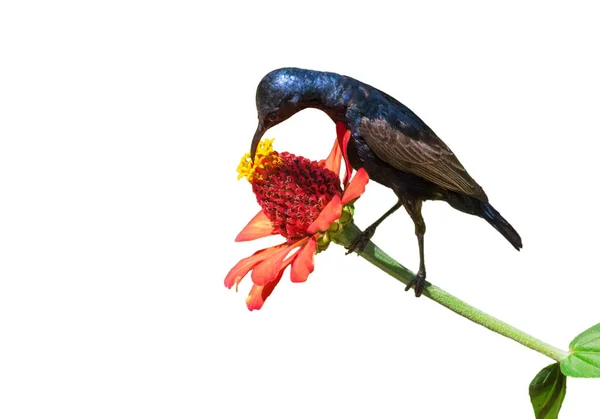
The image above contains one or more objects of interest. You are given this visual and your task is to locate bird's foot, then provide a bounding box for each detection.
[346,226,377,255]
[405,271,427,297]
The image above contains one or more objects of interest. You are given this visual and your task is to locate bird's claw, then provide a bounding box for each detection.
[405,272,427,297]
[346,226,376,255]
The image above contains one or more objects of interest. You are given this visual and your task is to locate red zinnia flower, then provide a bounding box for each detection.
[225,129,369,310]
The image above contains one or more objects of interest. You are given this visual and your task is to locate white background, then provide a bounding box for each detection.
[1,1,599,418]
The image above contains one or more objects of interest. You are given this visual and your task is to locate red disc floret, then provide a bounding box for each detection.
[251,151,342,240]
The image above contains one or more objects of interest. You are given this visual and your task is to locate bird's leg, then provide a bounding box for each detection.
[406,233,427,297]
[404,200,428,297]
[346,200,403,255]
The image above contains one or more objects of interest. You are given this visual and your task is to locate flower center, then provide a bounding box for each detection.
[238,140,343,240]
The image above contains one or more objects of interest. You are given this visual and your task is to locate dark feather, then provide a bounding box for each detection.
[359,117,488,201]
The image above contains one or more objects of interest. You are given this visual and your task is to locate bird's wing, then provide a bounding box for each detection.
[360,117,488,201]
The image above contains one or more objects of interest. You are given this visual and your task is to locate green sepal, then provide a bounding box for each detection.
[316,232,331,253]
[339,204,354,224]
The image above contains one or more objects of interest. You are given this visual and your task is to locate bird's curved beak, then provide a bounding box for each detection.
[250,122,265,162]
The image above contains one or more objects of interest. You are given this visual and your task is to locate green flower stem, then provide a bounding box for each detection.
[333,222,569,362]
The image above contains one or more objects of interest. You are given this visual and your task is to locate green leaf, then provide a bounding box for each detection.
[529,363,567,419]
[560,322,600,378]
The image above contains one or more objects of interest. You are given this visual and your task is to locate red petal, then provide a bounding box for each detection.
[335,121,347,146]
[224,244,286,289]
[307,195,342,234]
[341,168,370,204]
[246,257,294,311]
[320,136,342,176]
[235,210,275,242]
[335,125,353,187]
[290,236,317,283]
[251,237,309,286]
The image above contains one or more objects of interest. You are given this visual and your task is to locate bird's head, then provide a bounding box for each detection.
[251,68,313,160]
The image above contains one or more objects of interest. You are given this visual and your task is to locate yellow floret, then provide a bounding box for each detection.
[237,138,282,183]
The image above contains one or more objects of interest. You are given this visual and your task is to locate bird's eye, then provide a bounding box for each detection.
[267,113,277,122]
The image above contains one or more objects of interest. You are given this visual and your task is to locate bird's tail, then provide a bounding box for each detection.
[446,192,522,250]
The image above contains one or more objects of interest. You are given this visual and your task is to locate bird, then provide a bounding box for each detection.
[250,67,522,296]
